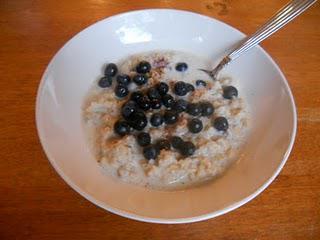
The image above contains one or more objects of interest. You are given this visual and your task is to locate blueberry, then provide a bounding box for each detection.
[186,83,195,92]
[136,61,151,74]
[150,113,163,127]
[137,96,151,111]
[179,141,196,156]
[175,62,188,72]
[173,99,188,113]
[213,117,229,131]
[174,81,188,96]
[150,99,162,109]
[223,86,238,99]
[121,101,137,119]
[164,110,179,124]
[170,136,184,149]
[147,87,161,100]
[137,132,151,146]
[130,91,144,102]
[104,63,118,77]
[156,82,169,95]
[133,74,148,85]
[188,118,203,134]
[114,120,130,136]
[116,74,131,85]
[186,103,201,116]
[115,84,129,98]
[196,80,207,87]
[200,102,214,117]
[128,112,148,131]
[143,145,158,160]
[98,76,112,88]
[156,139,171,151]
[162,94,175,108]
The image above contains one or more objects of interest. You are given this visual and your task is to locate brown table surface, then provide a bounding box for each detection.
[1,0,320,239]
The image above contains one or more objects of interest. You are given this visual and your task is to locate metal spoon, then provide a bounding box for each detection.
[200,0,317,80]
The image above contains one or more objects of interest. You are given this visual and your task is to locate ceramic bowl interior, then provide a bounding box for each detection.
[36,9,296,223]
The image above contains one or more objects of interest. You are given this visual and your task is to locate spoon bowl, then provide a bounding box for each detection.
[36,9,297,223]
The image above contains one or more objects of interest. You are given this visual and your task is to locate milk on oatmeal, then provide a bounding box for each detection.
[83,51,249,190]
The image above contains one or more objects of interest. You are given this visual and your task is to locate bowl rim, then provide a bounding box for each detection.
[35,8,297,224]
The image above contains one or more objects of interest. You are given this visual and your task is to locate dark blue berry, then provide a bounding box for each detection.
[143,145,158,160]
[98,76,112,88]
[223,86,238,99]
[104,63,118,77]
[200,102,214,117]
[114,120,130,136]
[130,91,144,102]
[150,113,163,127]
[121,101,137,119]
[213,117,229,131]
[147,87,161,100]
[116,74,131,85]
[174,81,188,96]
[173,99,188,113]
[196,80,207,87]
[162,94,175,108]
[137,132,151,146]
[179,141,196,156]
[156,139,171,151]
[164,110,179,124]
[186,103,201,116]
[175,62,188,72]
[128,111,148,131]
[150,99,162,109]
[188,118,203,134]
[133,74,148,85]
[156,82,169,95]
[137,96,151,111]
[136,61,151,74]
[115,84,129,98]
[170,136,184,149]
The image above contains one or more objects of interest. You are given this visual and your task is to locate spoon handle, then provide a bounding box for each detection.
[228,0,317,62]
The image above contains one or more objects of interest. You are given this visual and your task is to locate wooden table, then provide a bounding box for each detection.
[1,0,319,239]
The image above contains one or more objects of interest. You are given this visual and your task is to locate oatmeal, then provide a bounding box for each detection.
[83,51,249,190]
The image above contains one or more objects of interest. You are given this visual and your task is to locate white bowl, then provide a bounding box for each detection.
[36,9,297,223]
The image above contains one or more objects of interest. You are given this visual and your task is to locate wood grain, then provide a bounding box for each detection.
[1,0,319,239]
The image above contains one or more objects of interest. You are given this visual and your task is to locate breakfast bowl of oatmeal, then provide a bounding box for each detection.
[36,9,296,223]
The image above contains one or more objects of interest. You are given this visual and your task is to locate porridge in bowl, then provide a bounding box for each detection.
[83,51,249,190]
